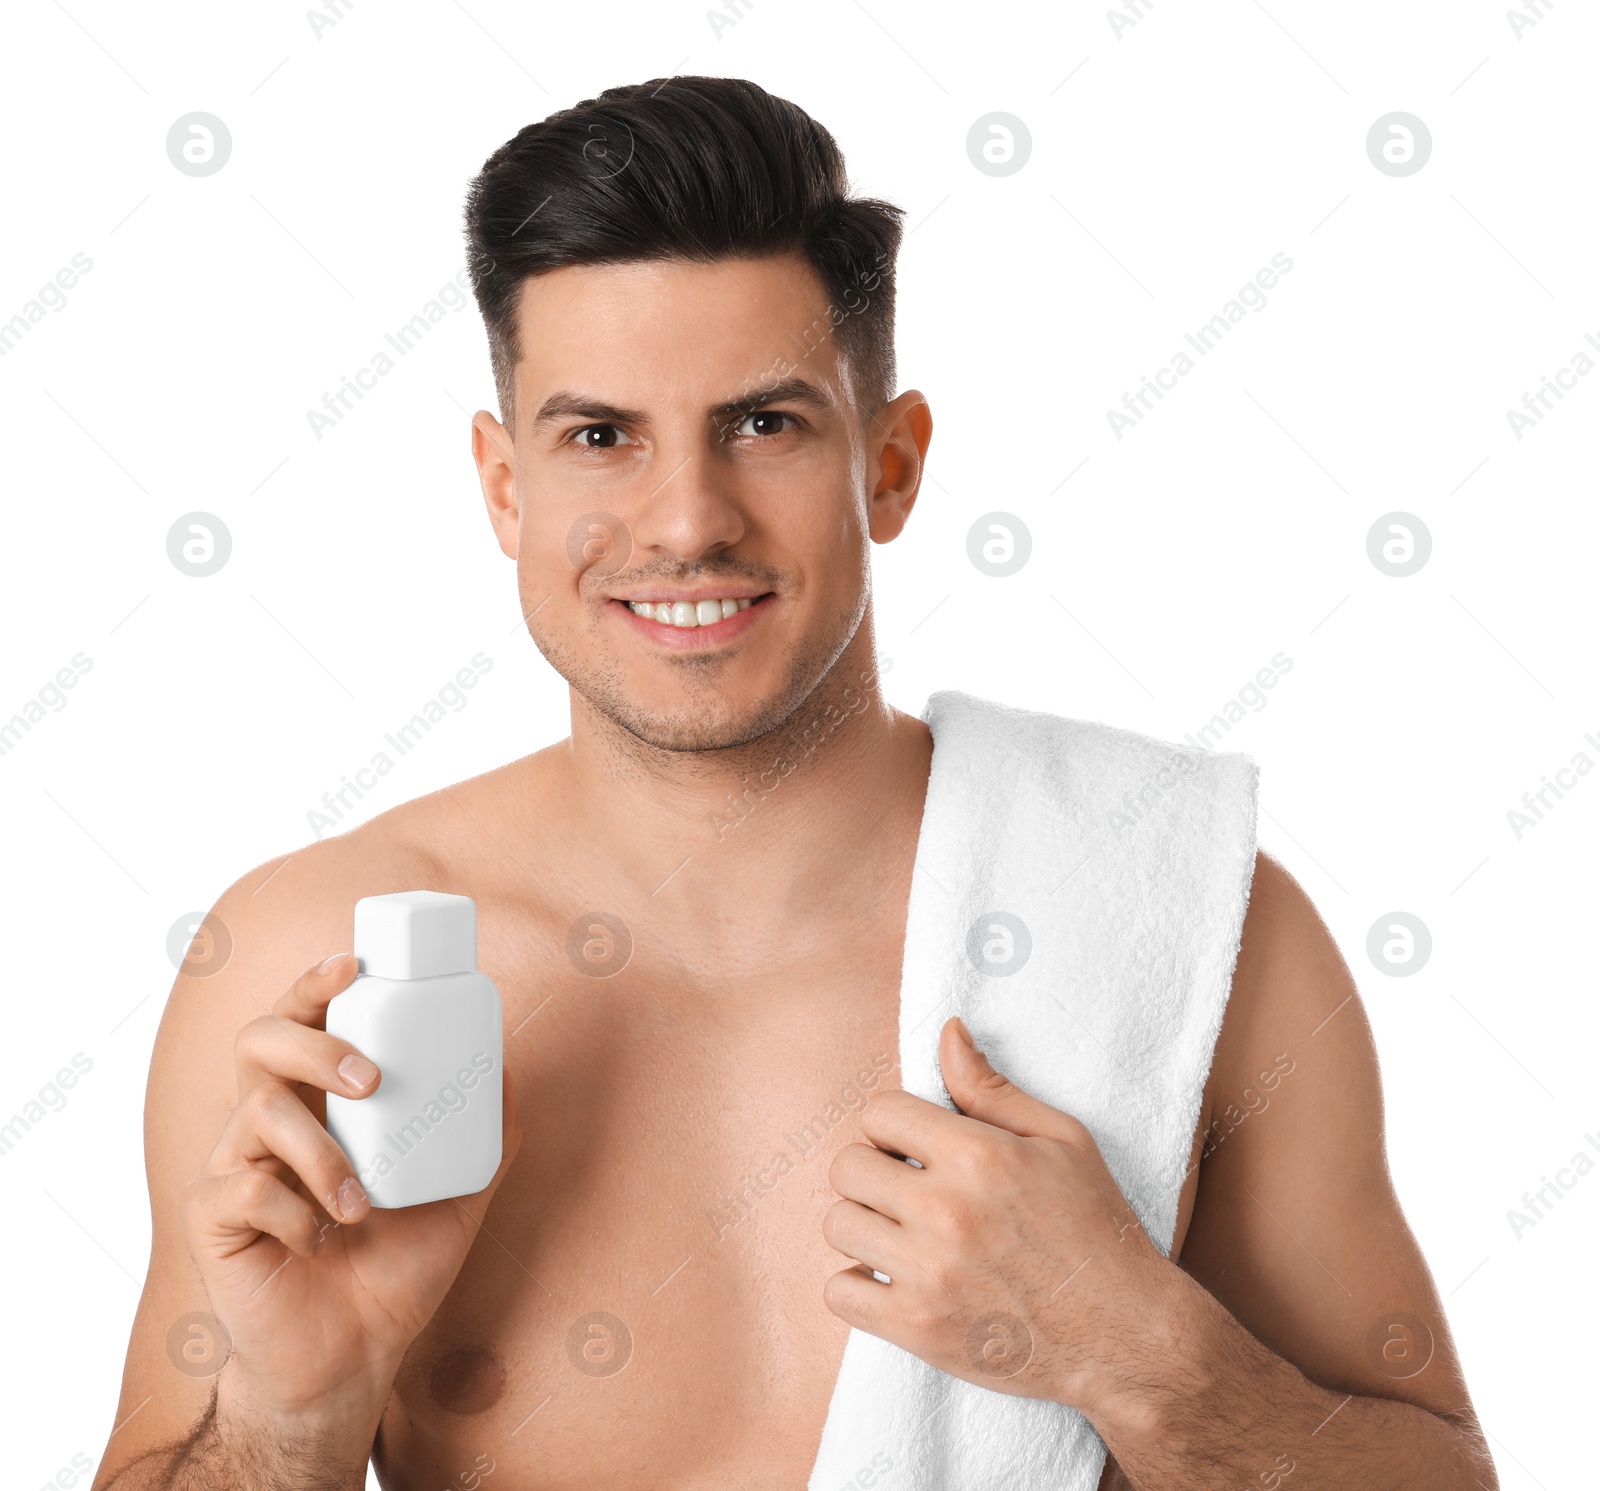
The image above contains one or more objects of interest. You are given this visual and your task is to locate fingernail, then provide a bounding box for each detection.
[338,1053,379,1090]
[337,1176,368,1220]
[316,952,349,973]
[953,1017,976,1051]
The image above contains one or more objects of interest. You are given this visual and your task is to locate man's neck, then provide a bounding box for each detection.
[544,651,932,959]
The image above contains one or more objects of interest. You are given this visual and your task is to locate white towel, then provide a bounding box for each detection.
[808,689,1260,1490]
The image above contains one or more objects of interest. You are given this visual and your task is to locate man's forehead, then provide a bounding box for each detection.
[513,253,854,405]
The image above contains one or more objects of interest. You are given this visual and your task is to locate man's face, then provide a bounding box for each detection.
[473,254,924,753]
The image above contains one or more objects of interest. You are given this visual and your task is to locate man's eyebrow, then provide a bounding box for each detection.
[531,392,647,429]
[530,376,835,430]
[710,376,835,419]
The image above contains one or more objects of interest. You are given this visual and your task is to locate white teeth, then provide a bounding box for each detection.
[626,597,760,628]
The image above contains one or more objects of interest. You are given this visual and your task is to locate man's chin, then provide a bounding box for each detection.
[600,697,788,755]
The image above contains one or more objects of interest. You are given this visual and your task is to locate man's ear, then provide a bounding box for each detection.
[471,409,520,561]
[867,390,933,544]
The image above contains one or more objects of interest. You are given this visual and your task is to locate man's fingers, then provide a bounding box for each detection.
[859,1086,979,1168]
[270,951,358,1028]
[183,1166,326,1262]
[207,1079,370,1225]
[938,1017,1085,1144]
[235,1014,381,1102]
[823,1263,892,1331]
[829,1141,919,1218]
[822,1198,903,1276]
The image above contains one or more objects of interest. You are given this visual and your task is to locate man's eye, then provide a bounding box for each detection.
[732,410,796,438]
[571,424,635,449]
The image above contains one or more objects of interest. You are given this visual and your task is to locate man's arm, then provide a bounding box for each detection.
[1095,849,1496,1485]
[93,831,520,1491]
[92,849,387,1490]
[822,851,1496,1488]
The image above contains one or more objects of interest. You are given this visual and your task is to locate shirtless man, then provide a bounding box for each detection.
[94,76,1497,1489]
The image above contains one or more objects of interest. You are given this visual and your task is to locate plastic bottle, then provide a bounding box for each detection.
[325,890,503,1208]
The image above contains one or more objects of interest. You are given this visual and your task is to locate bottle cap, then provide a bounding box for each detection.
[353,891,478,980]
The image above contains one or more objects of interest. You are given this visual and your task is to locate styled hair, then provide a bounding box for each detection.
[462,76,905,433]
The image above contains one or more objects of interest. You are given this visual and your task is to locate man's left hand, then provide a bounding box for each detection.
[823,1015,1176,1411]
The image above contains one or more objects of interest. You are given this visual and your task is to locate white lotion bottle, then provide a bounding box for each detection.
[325,891,503,1209]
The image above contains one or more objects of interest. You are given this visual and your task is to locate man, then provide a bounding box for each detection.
[94,77,1496,1489]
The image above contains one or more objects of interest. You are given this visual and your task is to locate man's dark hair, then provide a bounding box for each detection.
[463,76,905,434]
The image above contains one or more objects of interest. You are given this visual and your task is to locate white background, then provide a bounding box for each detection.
[1,1,1594,1485]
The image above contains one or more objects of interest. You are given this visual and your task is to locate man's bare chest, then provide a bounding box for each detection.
[374,931,904,1489]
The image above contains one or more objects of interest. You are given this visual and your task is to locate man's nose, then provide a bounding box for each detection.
[625,430,746,563]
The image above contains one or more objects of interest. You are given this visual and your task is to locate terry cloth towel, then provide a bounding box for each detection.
[807,689,1260,1491]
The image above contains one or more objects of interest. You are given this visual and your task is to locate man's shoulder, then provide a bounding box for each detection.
[184,750,554,1018]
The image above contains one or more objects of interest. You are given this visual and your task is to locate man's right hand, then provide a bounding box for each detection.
[180,951,522,1447]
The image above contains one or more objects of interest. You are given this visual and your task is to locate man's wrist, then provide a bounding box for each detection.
[1059,1255,1308,1461]
[211,1364,386,1478]
[1055,1255,1246,1441]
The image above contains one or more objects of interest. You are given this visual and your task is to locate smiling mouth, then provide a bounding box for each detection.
[620,596,765,629]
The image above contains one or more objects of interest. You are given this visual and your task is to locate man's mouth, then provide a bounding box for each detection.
[619,595,762,629]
